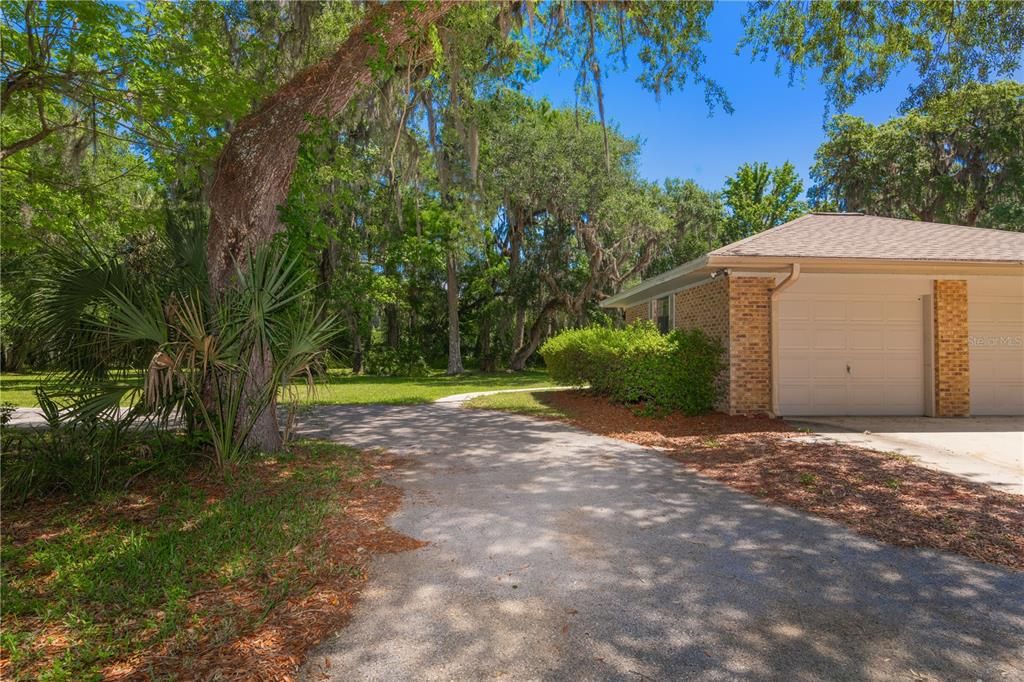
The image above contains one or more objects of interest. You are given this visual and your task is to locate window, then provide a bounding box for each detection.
[655,296,671,334]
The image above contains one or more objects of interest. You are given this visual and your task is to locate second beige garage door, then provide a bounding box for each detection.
[969,292,1024,415]
[777,291,925,416]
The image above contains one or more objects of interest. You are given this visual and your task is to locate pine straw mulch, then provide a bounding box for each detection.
[1,447,425,681]
[536,391,1024,571]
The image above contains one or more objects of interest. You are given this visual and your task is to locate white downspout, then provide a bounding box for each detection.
[770,264,801,416]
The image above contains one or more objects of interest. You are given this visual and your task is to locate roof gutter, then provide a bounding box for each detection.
[771,263,801,300]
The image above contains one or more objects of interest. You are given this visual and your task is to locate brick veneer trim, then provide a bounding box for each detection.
[624,302,650,325]
[728,276,774,415]
[933,280,970,416]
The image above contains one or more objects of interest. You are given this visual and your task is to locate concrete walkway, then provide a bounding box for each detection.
[433,386,579,404]
[295,404,1024,681]
[790,416,1024,495]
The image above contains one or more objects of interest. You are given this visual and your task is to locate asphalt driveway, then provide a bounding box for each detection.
[295,404,1024,681]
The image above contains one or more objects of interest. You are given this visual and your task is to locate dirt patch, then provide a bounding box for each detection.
[539,391,1024,571]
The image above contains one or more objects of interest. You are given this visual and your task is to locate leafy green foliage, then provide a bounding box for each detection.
[1,413,197,503]
[740,1,1024,112]
[647,179,729,276]
[540,321,723,414]
[722,161,806,241]
[810,81,1024,229]
[364,346,430,377]
[476,90,672,367]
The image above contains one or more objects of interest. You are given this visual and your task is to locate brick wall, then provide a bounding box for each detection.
[728,276,774,415]
[675,277,730,410]
[933,280,970,417]
[624,302,649,325]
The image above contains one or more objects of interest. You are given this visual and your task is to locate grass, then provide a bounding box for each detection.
[464,390,569,418]
[0,440,377,680]
[0,371,144,408]
[298,368,553,405]
[1,369,553,407]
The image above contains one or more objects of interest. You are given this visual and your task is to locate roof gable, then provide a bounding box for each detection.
[709,213,1024,263]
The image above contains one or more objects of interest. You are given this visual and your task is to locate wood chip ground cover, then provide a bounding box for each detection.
[0,441,424,681]
[533,391,1024,571]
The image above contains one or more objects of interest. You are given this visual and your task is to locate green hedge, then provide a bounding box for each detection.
[540,321,724,414]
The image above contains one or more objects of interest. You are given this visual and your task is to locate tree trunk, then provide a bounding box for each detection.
[479,311,495,372]
[204,1,455,450]
[242,345,280,451]
[385,303,400,348]
[347,310,363,374]
[510,299,562,371]
[507,206,526,359]
[446,246,463,375]
[513,306,526,352]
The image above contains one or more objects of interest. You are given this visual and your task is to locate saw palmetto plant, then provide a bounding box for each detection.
[106,246,336,469]
[27,220,335,471]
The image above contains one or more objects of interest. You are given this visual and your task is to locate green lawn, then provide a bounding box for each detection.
[464,390,569,418]
[0,441,376,680]
[298,369,553,405]
[1,369,553,407]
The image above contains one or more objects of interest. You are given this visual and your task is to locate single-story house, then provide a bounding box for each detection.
[600,213,1024,417]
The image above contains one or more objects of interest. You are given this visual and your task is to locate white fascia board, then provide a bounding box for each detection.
[600,256,711,308]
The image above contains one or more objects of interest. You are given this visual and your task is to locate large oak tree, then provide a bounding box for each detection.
[205,1,455,449]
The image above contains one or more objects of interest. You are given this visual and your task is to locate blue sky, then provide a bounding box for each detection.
[523,2,921,195]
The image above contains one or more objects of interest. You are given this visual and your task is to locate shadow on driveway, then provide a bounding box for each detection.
[296,405,1024,681]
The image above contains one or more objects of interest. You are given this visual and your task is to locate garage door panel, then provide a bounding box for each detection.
[973,357,1024,382]
[848,355,885,379]
[811,357,848,379]
[812,300,846,321]
[848,383,883,407]
[779,299,811,322]
[885,328,921,351]
[810,384,847,411]
[884,356,924,380]
[849,300,884,321]
[849,329,884,350]
[813,328,848,350]
[781,326,813,350]
[778,289,924,416]
[778,383,813,413]
[886,384,927,411]
[970,294,1024,415]
[779,355,812,378]
[884,299,922,322]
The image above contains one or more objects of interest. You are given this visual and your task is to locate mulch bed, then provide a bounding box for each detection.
[1,449,424,681]
[539,391,1024,571]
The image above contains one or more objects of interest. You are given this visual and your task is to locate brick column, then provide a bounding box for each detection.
[728,276,774,414]
[933,280,970,417]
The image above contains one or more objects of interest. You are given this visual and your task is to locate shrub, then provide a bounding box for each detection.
[540,321,724,414]
[364,346,430,377]
[1,396,199,503]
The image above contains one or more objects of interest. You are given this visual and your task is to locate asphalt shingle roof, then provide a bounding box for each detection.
[709,213,1024,263]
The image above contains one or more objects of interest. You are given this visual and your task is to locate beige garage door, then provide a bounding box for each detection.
[777,292,925,415]
[969,296,1024,415]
